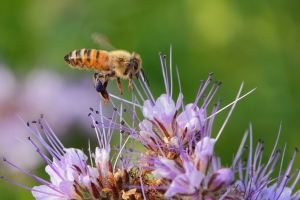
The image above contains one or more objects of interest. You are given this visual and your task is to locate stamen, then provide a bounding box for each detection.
[1,176,64,198]
[40,118,65,154]
[290,170,300,190]
[137,73,155,105]
[232,130,249,169]
[176,66,185,111]
[137,78,154,106]
[215,82,244,141]
[206,101,220,138]
[279,147,298,189]
[275,175,290,199]
[169,45,173,100]
[204,82,222,109]
[3,158,51,186]
[110,94,143,109]
[163,55,171,103]
[159,52,169,99]
[110,99,139,136]
[193,73,213,108]
[206,87,257,120]
[132,80,146,103]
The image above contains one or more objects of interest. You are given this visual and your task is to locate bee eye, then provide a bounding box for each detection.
[132,59,139,71]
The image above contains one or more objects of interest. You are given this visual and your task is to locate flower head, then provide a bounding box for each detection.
[2,110,143,200]
[2,47,300,200]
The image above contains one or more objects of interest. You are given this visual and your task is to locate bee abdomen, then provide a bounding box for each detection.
[64,49,109,71]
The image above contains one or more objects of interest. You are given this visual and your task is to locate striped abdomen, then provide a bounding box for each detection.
[64,49,110,71]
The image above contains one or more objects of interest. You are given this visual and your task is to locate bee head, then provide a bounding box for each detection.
[130,53,149,86]
[131,53,142,72]
[132,59,139,71]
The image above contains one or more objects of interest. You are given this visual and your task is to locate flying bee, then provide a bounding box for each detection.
[64,49,149,96]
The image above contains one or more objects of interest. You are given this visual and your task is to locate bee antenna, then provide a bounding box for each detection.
[140,68,149,87]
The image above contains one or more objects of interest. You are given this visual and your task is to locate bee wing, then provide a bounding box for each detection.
[92,33,116,51]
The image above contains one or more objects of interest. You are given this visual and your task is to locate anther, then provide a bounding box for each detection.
[295,148,298,153]
[32,121,37,123]
[89,108,94,112]
[88,113,91,117]
[218,82,222,86]
[96,111,99,114]
[95,121,99,124]
[113,107,117,111]
[40,114,43,118]
[27,122,30,126]
[3,158,6,161]
[91,125,95,128]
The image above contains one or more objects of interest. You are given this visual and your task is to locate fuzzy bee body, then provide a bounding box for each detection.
[64,49,111,71]
[64,48,149,105]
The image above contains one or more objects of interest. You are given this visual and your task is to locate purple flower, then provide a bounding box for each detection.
[2,47,299,200]
[2,110,142,199]
[32,148,94,200]
[228,125,300,200]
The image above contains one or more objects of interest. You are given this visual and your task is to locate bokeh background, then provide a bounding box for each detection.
[1,0,300,199]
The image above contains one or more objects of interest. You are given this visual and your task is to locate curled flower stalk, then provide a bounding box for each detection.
[2,47,300,200]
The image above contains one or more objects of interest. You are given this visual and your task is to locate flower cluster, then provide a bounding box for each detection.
[1,48,300,200]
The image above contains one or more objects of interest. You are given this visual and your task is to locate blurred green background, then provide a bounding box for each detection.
[1,0,300,199]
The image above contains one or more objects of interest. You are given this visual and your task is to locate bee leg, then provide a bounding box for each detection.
[93,73,100,88]
[99,86,109,106]
[128,72,133,91]
[104,71,116,82]
[116,77,123,95]
[93,73,105,84]
[95,78,105,93]
[93,73,109,106]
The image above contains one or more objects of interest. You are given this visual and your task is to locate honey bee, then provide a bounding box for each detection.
[64,49,149,105]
